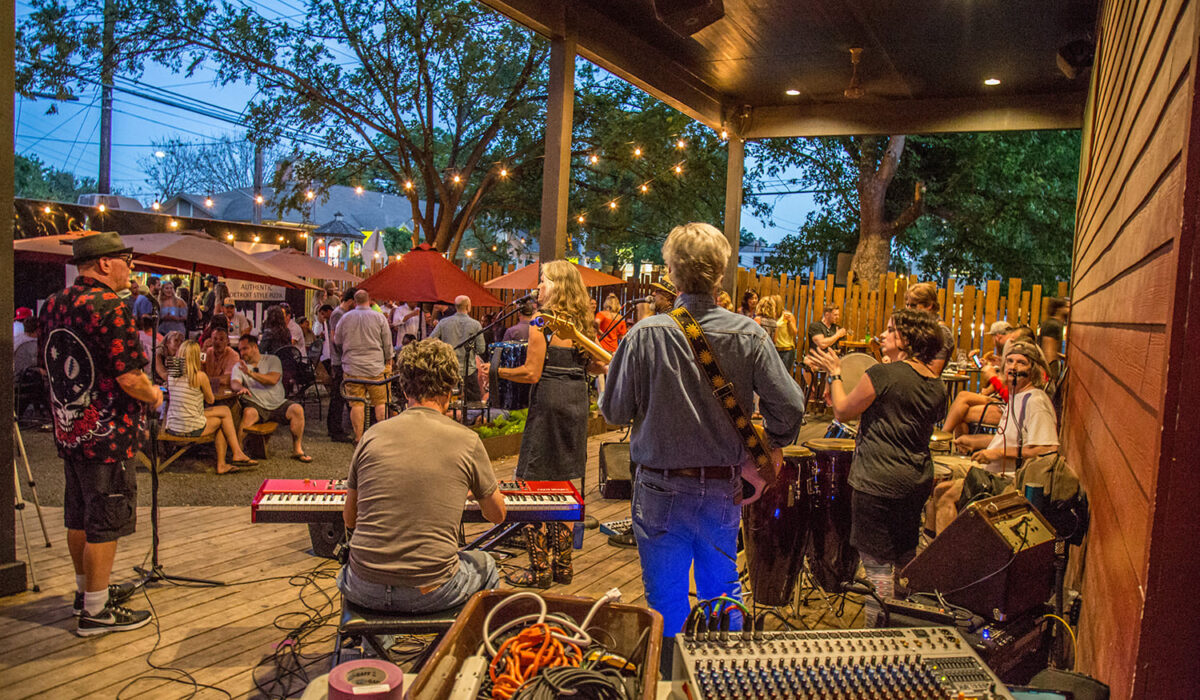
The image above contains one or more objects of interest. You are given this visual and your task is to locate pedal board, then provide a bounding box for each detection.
[600,518,632,536]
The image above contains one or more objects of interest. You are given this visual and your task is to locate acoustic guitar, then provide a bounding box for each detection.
[533,311,612,364]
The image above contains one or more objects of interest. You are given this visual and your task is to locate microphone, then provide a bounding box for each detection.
[1007,369,1029,379]
[628,295,655,305]
[512,290,539,304]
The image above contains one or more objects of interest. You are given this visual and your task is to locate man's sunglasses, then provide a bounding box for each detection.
[105,253,135,265]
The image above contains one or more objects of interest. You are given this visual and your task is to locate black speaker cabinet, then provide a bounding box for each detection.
[308,522,346,559]
[653,0,725,35]
[599,441,637,499]
[902,492,1056,621]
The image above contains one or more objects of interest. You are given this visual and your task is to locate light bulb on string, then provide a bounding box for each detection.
[305,190,314,200]
[277,235,285,243]
[452,174,461,184]
[253,235,261,243]
[577,215,585,224]
[204,197,214,208]
[499,167,508,177]
[720,129,729,140]
[676,139,686,149]
[640,183,649,193]
[674,164,683,174]
[608,201,617,210]
[404,180,413,190]
[226,233,234,241]
[589,154,599,164]
[255,194,264,204]
[633,147,642,157]
[168,219,178,229]
[151,201,161,211]
[355,185,364,195]
[43,206,52,214]
[98,204,107,213]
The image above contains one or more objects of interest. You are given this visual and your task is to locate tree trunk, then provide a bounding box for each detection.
[851,227,891,282]
[847,135,923,282]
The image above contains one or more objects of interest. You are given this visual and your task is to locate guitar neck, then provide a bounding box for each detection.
[568,332,612,364]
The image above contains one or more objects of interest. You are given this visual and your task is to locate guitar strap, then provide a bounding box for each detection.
[667,307,773,488]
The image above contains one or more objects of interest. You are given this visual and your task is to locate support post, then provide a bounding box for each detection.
[97,0,115,194]
[539,36,575,263]
[723,135,745,294]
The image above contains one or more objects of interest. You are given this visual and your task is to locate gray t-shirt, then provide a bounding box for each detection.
[347,407,498,588]
[327,305,347,366]
[231,353,286,410]
[335,306,393,377]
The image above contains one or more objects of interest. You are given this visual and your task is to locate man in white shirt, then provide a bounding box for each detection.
[232,334,312,462]
[391,301,421,348]
[283,303,304,348]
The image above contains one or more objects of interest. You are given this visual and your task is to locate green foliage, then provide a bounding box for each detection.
[381,226,415,257]
[753,132,1079,287]
[14,154,97,201]
[472,408,528,439]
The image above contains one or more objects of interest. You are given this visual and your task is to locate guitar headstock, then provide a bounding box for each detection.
[534,310,581,342]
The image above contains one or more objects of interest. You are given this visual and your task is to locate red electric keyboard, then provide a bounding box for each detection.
[251,478,584,524]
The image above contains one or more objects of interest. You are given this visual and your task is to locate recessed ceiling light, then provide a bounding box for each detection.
[785,89,801,96]
[984,78,1001,86]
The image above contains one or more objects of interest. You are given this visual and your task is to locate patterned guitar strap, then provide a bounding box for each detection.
[668,306,774,499]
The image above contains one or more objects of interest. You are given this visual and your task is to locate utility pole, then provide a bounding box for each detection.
[97,0,115,194]
[253,144,263,224]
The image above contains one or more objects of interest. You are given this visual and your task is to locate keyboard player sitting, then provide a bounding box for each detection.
[338,338,507,613]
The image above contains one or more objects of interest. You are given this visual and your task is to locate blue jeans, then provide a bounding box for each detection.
[338,551,498,614]
[632,467,744,637]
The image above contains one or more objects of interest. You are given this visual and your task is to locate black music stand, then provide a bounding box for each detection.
[134,314,224,588]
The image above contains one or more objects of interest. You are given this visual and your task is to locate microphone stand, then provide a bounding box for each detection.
[1010,372,1025,474]
[452,298,529,425]
[596,299,644,345]
[134,312,224,588]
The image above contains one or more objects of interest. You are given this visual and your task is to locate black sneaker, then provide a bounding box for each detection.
[608,528,637,549]
[73,581,139,617]
[76,602,152,636]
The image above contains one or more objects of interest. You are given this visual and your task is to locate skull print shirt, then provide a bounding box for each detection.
[40,275,150,463]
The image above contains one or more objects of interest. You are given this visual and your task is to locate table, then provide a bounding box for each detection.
[940,372,970,409]
[841,340,871,354]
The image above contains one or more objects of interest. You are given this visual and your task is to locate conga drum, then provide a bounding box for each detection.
[487,342,530,410]
[743,445,814,607]
[801,438,860,593]
[933,454,975,483]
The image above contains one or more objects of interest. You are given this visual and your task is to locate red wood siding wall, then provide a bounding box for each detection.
[1066,0,1200,697]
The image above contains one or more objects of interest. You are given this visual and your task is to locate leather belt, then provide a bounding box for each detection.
[642,466,736,480]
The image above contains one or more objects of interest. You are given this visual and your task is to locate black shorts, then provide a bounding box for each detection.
[850,485,931,562]
[63,458,138,543]
[240,397,296,424]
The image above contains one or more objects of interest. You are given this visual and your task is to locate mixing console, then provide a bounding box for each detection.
[673,626,1014,699]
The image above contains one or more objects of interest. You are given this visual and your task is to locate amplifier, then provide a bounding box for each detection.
[598,441,636,499]
[903,492,1056,621]
[673,626,1014,699]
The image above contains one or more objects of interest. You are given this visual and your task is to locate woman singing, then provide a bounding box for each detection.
[497,261,605,588]
[809,308,947,625]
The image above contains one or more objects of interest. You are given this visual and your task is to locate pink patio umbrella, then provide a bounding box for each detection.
[251,247,362,283]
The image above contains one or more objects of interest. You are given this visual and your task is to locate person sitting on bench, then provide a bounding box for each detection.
[164,340,256,474]
[338,338,506,613]
[231,333,311,463]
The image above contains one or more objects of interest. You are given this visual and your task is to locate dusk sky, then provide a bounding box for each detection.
[14,1,814,244]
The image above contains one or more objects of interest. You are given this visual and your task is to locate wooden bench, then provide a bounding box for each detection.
[242,422,279,459]
[139,429,216,473]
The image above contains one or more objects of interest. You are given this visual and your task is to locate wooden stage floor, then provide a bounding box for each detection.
[1,427,864,699]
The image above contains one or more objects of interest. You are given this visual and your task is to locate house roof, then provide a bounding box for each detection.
[313,213,366,240]
[208,184,415,231]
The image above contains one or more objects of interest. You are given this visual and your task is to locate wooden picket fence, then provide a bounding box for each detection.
[736,267,1070,357]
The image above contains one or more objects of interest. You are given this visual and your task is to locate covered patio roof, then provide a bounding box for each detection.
[479,0,1097,137]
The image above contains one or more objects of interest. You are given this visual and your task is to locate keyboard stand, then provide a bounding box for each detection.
[463,522,526,551]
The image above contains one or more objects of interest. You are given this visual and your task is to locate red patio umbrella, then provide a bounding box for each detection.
[357,244,504,307]
[483,261,626,289]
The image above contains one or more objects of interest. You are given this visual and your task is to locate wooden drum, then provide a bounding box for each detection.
[801,438,860,593]
[742,445,814,607]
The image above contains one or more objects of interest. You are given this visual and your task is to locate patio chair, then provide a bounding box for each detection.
[274,345,324,419]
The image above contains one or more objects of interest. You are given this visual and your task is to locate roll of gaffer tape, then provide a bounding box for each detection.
[328,659,403,700]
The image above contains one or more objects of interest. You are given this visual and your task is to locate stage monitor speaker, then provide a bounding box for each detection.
[308,522,345,559]
[653,0,725,35]
[902,492,1056,621]
[598,441,637,499]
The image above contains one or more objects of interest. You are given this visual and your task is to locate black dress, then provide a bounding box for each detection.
[514,328,590,481]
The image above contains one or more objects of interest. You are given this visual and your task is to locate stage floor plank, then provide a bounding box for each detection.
[2,426,861,698]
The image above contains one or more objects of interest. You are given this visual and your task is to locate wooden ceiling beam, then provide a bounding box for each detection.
[743,91,1088,139]
[479,0,727,129]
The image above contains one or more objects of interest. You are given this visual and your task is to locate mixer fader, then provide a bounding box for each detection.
[673,626,1014,699]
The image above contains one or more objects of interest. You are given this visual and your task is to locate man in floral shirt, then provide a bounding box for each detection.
[40,232,163,636]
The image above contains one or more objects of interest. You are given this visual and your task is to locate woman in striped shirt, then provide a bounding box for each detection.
[165,340,257,474]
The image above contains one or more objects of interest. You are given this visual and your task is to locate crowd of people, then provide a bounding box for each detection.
[28,229,1071,644]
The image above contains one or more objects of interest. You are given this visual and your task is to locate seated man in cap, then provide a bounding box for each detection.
[231,333,312,462]
[339,339,505,613]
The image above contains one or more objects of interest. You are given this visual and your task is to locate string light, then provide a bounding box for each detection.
[491,245,497,251]
[589,154,599,164]
[404,180,413,190]
[204,197,214,208]
[373,251,380,259]
[317,238,325,244]
[226,233,234,241]
[608,201,618,210]
[97,204,107,212]
[674,164,683,174]
[277,235,285,242]
[355,185,364,195]
[253,235,261,243]
[255,194,264,204]
[452,174,461,184]
[577,215,585,224]
[499,167,508,177]
[676,139,686,149]
[305,190,314,200]
[168,219,178,229]
[300,232,307,238]
[640,183,649,193]
[466,249,474,257]
[151,201,161,211]
[720,129,729,140]
[633,147,642,157]
[42,206,52,214]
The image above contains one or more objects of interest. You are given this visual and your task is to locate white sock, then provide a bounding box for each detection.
[83,589,110,617]
[75,575,86,593]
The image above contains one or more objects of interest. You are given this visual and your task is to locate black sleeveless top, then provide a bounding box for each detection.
[514,327,590,481]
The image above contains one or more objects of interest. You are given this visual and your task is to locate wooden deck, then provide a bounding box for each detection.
[1,427,863,698]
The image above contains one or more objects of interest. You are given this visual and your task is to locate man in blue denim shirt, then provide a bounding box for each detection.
[600,223,805,637]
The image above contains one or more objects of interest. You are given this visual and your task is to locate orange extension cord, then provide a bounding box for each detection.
[488,623,583,700]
